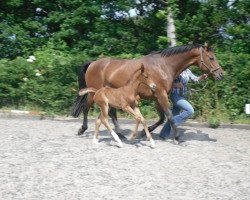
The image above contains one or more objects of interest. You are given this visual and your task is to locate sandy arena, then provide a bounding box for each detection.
[0,117,249,200]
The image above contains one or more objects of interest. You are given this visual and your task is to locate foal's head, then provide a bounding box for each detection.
[135,64,156,91]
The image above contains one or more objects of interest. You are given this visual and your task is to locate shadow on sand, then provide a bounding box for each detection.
[156,127,217,143]
[78,127,217,147]
[178,128,217,142]
[78,129,149,147]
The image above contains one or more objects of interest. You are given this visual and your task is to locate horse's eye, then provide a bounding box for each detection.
[210,57,214,61]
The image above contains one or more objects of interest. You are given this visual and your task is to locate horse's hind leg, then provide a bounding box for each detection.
[78,93,94,135]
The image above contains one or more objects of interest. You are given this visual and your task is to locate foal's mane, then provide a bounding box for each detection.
[150,44,213,57]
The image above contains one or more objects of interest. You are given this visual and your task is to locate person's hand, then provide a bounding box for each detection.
[199,74,208,80]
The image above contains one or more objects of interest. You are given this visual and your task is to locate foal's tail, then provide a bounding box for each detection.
[71,61,92,117]
[78,88,97,96]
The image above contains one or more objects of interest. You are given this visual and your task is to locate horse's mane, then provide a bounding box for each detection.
[150,44,213,57]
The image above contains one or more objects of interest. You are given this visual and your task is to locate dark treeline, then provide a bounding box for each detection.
[0,0,249,123]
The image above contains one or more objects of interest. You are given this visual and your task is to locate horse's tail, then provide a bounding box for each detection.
[71,61,92,118]
[78,88,97,96]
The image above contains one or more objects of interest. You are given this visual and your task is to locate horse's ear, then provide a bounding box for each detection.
[140,64,145,73]
[204,42,208,50]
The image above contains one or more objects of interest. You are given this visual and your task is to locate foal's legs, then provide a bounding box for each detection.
[128,119,140,141]
[124,106,155,148]
[139,102,165,138]
[93,116,101,144]
[108,107,125,139]
[99,103,123,147]
[135,107,155,148]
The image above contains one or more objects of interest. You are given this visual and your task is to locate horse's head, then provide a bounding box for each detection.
[198,43,224,80]
[138,64,157,91]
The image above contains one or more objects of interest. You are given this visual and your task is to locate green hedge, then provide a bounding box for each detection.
[0,48,88,114]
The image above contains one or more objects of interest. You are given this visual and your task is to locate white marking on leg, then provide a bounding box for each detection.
[111,130,123,148]
[150,138,156,148]
[93,136,99,144]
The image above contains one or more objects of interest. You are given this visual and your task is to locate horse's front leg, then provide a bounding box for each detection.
[156,91,179,143]
[148,102,166,132]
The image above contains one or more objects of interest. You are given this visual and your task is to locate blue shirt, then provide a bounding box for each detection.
[171,69,199,96]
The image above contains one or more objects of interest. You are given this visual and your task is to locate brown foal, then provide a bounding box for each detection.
[78,64,156,148]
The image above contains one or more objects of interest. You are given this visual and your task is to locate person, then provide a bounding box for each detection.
[159,68,208,140]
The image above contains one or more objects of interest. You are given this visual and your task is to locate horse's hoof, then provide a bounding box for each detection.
[77,127,87,135]
[174,136,185,145]
[77,128,83,135]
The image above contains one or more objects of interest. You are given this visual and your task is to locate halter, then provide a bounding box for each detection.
[199,47,221,75]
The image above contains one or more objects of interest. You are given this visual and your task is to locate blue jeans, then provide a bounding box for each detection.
[159,93,194,139]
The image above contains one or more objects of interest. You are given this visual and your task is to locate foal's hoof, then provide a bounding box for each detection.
[150,138,156,149]
[117,142,123,148]
[110,140,123,148]
[93,138,99,144]
[128,133,136,141]
[77,127,87,135]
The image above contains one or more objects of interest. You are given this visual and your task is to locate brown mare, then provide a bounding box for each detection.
[71,43,224,141]
[78,64,157,148]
